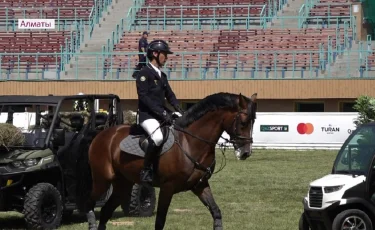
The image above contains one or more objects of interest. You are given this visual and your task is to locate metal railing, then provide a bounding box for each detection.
[106,12,356,54]
[302,1,352,18]
[103,16,356,56]
[298,1,354,27]
[0,42,372,81]
[126,4,270,31]
[0,0,113,33]
[0,22,85,80]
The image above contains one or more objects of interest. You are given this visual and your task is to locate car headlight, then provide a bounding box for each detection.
[11,161,23,168]
[11,158,40,168]
[324,185,344,193]
[23,158,40,167]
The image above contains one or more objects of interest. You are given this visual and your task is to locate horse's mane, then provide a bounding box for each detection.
[175,92,249,128]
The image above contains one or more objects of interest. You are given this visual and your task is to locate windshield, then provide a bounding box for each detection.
[333,125,375,175]
[0,104,55,148]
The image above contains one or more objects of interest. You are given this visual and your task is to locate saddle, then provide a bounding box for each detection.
[119,123,175,158]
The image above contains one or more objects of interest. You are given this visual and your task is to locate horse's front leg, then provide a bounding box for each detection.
[155,183,174,230]
[192,182,223,230]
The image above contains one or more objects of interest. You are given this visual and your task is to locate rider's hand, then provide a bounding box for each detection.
[171,113,180,119]
[174,105,185,115]
[162,110,173,124]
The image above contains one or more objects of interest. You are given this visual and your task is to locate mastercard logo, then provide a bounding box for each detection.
[297,123,314,134]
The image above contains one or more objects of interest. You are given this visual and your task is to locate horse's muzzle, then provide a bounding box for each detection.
[234,145,252,160]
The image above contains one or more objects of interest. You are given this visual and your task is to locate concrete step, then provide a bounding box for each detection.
[64,0,134,79]
[270,0,306,28]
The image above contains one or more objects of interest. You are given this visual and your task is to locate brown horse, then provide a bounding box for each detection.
[82,92,257,230]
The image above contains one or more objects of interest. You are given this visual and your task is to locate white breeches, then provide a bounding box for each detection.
[140,118,164,146]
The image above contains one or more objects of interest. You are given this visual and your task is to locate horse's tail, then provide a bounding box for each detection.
[75,137,93,213]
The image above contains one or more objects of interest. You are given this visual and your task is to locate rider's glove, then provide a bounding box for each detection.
[174,104,185,115]
[162,110,173,124]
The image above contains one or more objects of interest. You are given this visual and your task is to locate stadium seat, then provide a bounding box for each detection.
[0,0,95,79]
[105,27,352,78]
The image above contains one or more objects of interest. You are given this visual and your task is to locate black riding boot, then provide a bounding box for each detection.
[140,140,157,184]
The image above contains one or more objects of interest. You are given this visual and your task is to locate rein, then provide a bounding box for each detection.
[172,124,229,190]
[173,123,230,174]
[141,109,254,189]
[169,110,254,189]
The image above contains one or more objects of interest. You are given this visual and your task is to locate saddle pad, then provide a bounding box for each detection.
[119,127,175,158]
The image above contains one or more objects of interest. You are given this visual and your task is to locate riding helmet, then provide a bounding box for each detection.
[146,39,173,60]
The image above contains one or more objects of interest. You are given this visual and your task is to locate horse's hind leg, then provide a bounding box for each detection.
[97,176,134,230]
[192,182,223,230]
[85,177,112,230]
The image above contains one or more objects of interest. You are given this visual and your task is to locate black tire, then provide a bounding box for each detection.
[121,184,156,217]
[299,213,311,230]
[332,209,373,230]
[23,183,63,229]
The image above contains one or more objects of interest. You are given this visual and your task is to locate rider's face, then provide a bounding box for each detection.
[153,51,168,67]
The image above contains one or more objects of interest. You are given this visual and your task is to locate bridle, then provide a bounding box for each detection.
[173,110,254,146]
[228,110,254,147]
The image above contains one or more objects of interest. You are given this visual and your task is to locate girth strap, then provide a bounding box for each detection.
[175,139,216,189]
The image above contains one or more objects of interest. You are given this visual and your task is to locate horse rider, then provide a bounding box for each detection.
[136,39,184,184]
[73,92,89,112]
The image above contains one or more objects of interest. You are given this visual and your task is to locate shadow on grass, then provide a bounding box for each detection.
[0,210,144,229]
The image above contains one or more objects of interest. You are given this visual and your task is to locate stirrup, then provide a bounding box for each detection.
[140,169,153,183]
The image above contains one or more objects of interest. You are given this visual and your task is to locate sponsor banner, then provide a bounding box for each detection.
[260,125,289,132]
[18,19,55,29]
[1,112,359,149]
[219,112,359,149]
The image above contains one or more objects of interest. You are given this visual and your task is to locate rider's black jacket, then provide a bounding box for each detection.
[136,63,179,123]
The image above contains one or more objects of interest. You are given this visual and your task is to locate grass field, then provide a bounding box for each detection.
[0,149,338,230]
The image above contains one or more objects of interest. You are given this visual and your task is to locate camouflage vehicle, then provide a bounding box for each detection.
[0,94,156,229]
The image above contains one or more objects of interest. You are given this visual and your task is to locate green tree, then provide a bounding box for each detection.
[353,95,375,145]
[353,95,375,127]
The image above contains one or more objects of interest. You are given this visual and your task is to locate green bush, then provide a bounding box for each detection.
[353,95,375,144]
[353,95,375,127]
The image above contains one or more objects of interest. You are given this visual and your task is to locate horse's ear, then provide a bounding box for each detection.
[238,93,247,109]
[251,93,257,102]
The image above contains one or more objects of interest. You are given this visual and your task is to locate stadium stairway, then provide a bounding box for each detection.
[322,42,360,78]
[267,0,362,78]
[62,0,133,79]
[323,40,374,78]
[268,0,306,28]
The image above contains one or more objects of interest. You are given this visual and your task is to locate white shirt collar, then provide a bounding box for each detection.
[149,62,161,77]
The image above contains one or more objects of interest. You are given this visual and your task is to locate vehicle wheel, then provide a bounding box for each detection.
[121,184,156,217]
[23,183,63,229]
[332,209,373,230]
[299,213,311,230]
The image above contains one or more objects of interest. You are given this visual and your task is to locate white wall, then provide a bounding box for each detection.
[218,112,358,150]
[2,112,359,150]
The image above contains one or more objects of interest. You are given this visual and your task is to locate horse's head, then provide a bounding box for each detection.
[224,93,257,160]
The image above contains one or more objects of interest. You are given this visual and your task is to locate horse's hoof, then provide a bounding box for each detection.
[98,224,106,230]
[214,222,223,230]
[89,225,98,230]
